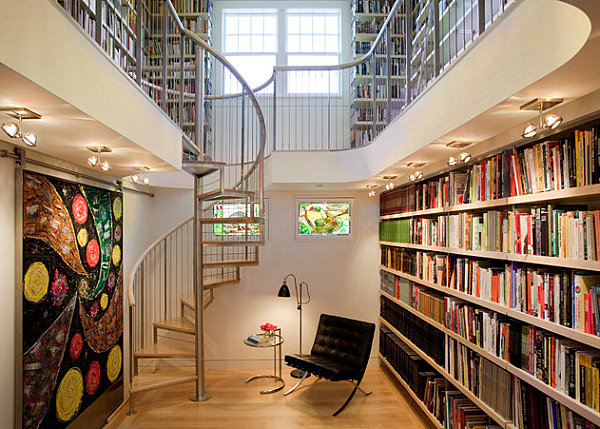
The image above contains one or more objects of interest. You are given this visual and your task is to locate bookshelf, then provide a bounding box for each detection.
[379,121,600,428]
[351,0,406,147]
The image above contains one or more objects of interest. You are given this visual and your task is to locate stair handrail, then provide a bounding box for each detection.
[127,216,192,307]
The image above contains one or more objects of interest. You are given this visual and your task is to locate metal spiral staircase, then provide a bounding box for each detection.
[126,1,266,411]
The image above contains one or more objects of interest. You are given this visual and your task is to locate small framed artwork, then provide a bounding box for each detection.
[295,198,353,240]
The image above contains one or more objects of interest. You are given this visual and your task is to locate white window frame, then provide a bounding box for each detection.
[214,0,351,97]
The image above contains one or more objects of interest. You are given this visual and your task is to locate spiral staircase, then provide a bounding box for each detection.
[126,1,266,411]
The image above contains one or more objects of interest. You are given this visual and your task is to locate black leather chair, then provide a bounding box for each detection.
[283,313,375,416]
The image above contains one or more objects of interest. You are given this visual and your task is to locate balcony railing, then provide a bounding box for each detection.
[56,0,516,154]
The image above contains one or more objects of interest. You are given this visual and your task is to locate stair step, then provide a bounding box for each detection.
[182,161,225,178]
[203,260,259,268]
[198,217,264,224]
[197,189,255,201]
[134,343,195,358]
[203,240,265,247]
[204,277,241,290]
[130,371,197,394]
[180,291,219,311]
[153,317,195,335]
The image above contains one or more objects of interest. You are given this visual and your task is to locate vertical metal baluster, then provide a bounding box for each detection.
[385,26,391,126]
[195,46,205,155]
[328,71,331,150]
[135,0,142,85]
[433,0,440,77]
[241,91,246,189]
[371,53,376,141]
[405,0,412,104]
[162,4,168,113]
[179,32,185,128]
[272,73,277,152]
[478,0,485,35]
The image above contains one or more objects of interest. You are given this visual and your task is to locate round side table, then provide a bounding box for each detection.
[243,332,285,394]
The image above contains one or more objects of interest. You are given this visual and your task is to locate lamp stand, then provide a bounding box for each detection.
[290,284,310,379]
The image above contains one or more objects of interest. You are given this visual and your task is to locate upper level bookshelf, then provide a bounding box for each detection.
[378,118,600,428]
[351,0,407,147]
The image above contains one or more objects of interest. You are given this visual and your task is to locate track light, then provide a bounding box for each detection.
[415,170,423,179]
[448,155,457,166]
[383,175,397,191]
[0,107,41,147]
[409,174,416,182]
[520,98,564,138]
[459,152,471,163]
[131,166,151,185]
[87,146,112,172]
[544,113,562,129]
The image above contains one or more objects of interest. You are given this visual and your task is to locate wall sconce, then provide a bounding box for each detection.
[520,98,564,138]
[131,166,150,185]
[87,146,112,172]
[383,175,397,191]
[0,107,41,147]
[366,184,377,197]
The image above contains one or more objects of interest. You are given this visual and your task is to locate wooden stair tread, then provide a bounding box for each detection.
[204,278,241,290]
[153,317,195,334]
[202,240,265,246]
[134,343,195,358]
[197,189,255,201]
[180,290,222,311]
[130,372,197,394]
[203,260,259,268]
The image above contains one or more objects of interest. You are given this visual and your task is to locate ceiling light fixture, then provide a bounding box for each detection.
[0,107,41,147]
[448,155,457,166]
[383,175,397,191]
[459,152,471,163]
[87,146,112,172]
[520,98,564,138]
[131,166,151,185]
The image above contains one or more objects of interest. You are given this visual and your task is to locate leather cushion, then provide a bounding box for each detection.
[284,354,361,381]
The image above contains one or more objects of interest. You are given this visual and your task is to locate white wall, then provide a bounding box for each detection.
[202,190,380,368]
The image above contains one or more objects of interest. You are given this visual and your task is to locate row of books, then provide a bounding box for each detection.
[183,16,211,35]
[381,246,600,337]
[380,326,498,428]
[380,126,600,215]
[355,17,384,33]
[381,206,600,261]
[355,83,404,100]
[168,0,212,14]
[447,340,513,420]
[354,0,393,14]
[513,378,597,429]
[381,295,445,366]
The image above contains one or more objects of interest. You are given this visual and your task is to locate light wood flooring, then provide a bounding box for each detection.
[113,365,430,429]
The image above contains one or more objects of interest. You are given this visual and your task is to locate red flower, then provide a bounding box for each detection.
[260,322,277,332]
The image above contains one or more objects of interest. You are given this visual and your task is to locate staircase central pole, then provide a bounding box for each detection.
[190,176,211,402]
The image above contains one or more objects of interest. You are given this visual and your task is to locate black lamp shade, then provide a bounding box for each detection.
[278,283,291,297]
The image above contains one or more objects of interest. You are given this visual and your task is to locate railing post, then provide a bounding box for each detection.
[190,177,211,403]
[405,0,413,104]
[371,54,377,141]
[179,33,185,129]
[135,0,143,85]
[272,73,277,152]
[478,0,486,35]
[385,27,391,125]
[433,0,440,77]
[195,46,205,156]
[240,91,246,188]
[161,3,168,113]
[95,0,102,46]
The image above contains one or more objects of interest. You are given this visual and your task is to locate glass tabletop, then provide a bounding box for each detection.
[244,333,284,348]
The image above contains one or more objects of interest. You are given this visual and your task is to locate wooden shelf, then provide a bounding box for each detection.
[380,265,600,349]
[380,184,600,220]
[379,354,445,429]
[379,241,600,272]
[380,290,600,426]
[379,317,511,428]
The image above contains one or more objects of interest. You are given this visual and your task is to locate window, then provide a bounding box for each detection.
[221,6,342,95]
[286,9,340,94]
[222,9,278,93]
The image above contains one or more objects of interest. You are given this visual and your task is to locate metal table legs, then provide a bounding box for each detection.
[245,341,285,394]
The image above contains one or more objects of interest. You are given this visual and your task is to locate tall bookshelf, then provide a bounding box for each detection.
[351,0,407,147]
[378,120,600,428]
[57,0,137,70]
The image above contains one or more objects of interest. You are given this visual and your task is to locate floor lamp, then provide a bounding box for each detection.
[278,273,311,379]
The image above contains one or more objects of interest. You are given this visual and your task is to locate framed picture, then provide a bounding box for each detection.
[295,198,353,240]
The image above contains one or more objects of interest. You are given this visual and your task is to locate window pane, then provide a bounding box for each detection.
[251,16,263,34]
[251,35,263,52]
[313,16,325,34]
[225,16,238,34]
[288,16,300,34]
[238,35,250,51]
[264,35,277,52]
[225,55,276,93]
[239,16,251,34]
[264,16,277,34]
[288,35,300,52]
[325,16,338,34]
[313,35,325,52]
[325,35,338,52]
[225,35,238,52]
[300,34,312,52]
[300,16,312,33]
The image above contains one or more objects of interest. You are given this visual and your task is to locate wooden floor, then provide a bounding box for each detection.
[114,365,429,429]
